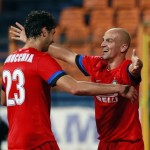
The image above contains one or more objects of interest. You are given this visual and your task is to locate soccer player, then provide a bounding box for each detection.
[49,29,144,150]
[1,11,138,150]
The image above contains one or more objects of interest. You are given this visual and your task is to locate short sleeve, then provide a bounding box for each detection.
[75,55,104,76]
[121,60,141,85]
[37,53,66,87]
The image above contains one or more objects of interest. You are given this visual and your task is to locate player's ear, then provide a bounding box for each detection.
[41,27,48,37]
[120,44,128,53]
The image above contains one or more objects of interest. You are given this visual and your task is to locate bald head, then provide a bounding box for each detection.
[106,28,131,48]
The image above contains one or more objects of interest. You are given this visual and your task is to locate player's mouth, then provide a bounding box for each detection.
[103,48,109,53]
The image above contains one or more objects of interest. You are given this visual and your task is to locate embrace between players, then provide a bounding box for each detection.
[1,10,144,150]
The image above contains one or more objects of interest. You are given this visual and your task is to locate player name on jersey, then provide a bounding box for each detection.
[5,53,34,63]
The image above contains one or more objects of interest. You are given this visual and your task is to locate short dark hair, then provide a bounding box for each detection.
[24,10,57,39]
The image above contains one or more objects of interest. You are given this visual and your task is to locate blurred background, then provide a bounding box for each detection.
[0,0,150,150]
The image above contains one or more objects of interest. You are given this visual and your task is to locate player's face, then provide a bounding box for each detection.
[42,29,55,52]
[101,30,122,61]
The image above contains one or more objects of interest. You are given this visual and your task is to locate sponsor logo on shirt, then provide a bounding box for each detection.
[96,93,118,103]
[96,77,119,103]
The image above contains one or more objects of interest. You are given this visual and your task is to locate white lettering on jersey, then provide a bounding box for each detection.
[96,93,118,103]
[3,69,25,106]
[5,54,34,63]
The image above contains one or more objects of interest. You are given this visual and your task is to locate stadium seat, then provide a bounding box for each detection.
[142,9,150,23]
[68,43,92,55]
[65,26,90,44]
[89,9,114,31]
[138,0,150,9]
[115,8,141,39]
[59,7,86,32]
[89,9,115,45]
[112,0,137,9]
[83,0,109,12]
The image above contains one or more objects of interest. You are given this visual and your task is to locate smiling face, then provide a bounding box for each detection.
[101,30,122,61]
[100,28,130,62]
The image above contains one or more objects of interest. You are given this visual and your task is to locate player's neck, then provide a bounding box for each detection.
[23,39,42,51]
[107,57,125,70]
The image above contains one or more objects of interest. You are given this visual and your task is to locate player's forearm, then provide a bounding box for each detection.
[48,43,77,66]
[57,75,121,95]
[71,81,137,101]
[73,81,123,96]
[57,75,137,100]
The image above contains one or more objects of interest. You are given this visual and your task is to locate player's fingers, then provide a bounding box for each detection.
[9,30,20,36]
[132,49,137,57]
[11,37,21,41]
[130,94,137,104]
[10,26,21,33]
[16,22,24,30]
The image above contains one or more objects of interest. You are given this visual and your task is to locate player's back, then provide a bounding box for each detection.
[2,48,56,149]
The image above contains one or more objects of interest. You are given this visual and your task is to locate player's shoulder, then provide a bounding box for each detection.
[84,55,104,62]
[90,56,106,65]
[37,52,59,67]
[122,59,132,67]
[40,52,55,60]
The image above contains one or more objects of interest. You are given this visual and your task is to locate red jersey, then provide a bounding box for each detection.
[2,48,66,149]
[75,55,142,142]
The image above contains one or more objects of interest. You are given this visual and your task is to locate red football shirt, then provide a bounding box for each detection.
[2,48,66,149]
[76,55,142,142]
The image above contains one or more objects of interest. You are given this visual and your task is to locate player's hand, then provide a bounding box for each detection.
[130,49,143,77]
[119,85,138,103]
[9,22,27,43]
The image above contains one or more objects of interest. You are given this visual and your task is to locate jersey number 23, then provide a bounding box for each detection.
[3,69,25,106]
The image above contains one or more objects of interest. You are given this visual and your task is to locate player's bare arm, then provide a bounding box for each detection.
[56,75,137,102]
[128,49,143,78]
[0,89,6,106]
[49,43,77,67]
